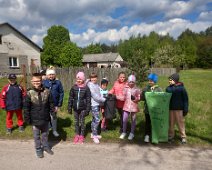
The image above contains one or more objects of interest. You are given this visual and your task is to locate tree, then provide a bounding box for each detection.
[41,25,70,66]
[176,29,198,68]
[196,37,212,68]
[59,42,83,67]
[127,49,149,83]
[83,43,103,54]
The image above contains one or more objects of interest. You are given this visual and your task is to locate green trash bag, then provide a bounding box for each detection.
[145,92,172,144]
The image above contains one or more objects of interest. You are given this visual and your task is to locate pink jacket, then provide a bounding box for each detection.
[109,80,127,109]
[122,85,141,113]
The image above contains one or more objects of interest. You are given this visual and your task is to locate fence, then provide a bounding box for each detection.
[13,67,176,91]
[55,67,176,91]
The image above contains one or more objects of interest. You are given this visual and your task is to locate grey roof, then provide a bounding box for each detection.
[83,53,121,62]
[0,23,42,52]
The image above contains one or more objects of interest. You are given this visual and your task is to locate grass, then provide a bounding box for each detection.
[0,69,211,147]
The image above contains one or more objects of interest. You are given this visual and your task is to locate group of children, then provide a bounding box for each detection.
[0,68,189,158]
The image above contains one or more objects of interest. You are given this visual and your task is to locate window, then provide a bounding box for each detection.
[9,57,19,68]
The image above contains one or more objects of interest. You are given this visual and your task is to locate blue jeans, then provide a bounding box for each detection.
[91,106,100,136]
[33,123,49,150]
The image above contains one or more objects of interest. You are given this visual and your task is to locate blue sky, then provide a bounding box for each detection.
[0,0,211,47]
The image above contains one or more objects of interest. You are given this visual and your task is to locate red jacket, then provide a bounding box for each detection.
[109,80,127,109]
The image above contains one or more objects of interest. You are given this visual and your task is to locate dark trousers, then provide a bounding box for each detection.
[33,123,49,150]
[117,108,123,132]
[74,110,86,136]
[144,114,151,136]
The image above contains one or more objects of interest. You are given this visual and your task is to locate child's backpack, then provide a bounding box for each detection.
[104,94,116,120]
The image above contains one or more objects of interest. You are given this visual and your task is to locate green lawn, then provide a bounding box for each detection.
[0,69,211,146]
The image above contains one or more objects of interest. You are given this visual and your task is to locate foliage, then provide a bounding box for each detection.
[59,42,83,67]
[41,25,70,66]
[176,29,198,68]
[196,37,212,68]
[83,43,103,54]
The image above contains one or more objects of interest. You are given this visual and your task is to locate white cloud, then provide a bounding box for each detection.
[70,18,212,47]
[198,11,212,21]
[0,0,211,47]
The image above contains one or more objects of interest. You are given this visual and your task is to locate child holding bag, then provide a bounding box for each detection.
[119,74,141,140]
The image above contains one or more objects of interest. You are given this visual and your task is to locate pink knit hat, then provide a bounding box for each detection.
[128,75,136,83]
[76,72,85,81]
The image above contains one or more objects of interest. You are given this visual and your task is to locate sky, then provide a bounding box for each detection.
[0,0,211,47]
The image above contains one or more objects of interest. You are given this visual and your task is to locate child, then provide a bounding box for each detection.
[100,78,109,131]
[87,73,106,144]
[166,73,188,144]
[42,66,64,137]
[109,72,127,133]
[0,74,25,134]
[141,73,162,143]
[119,74,141,140]
[24,73,55,158]
[68,72,91,144]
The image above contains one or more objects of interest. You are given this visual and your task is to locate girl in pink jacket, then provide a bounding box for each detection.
[119,74,141,140]
[109,72,127,133]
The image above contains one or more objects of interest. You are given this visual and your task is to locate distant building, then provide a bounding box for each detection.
[0,23,42,75]
[83,52,124,68]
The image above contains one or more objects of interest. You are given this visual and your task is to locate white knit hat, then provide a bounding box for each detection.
[46,69,56,75]
[128,75,136,82]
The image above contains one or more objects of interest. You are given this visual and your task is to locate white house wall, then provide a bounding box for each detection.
[115,55,123,62]
[0,25,41,72]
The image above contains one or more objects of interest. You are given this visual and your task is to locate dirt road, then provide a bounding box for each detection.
[0,139,211,170]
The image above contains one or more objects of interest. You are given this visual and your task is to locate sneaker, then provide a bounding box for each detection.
[93,136,100,144]
[78,135,85,144]
[19,126,24,132]
[181,138,187,144]
[53,131,59,137]
[90,133,102,139]
[44,148,54,155]
[119,133,127,139]
[128,133,134,140]
[144,135,150,143]
[73,135,79,144]
[168,136,174,143]
[6,128,12,135]
[36,148,44,158]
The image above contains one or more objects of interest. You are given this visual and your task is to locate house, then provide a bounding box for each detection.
[0,23,42,75]
[83,53,124,68]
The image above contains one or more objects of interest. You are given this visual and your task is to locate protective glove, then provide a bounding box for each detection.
[24,117,31,125]
[131,95,135,100]
[108,93,112,97]
[82,110,89,117]
[68,109,72,114]
[183,110,188,117]
[51,112,57,120]
[1,107,5,111]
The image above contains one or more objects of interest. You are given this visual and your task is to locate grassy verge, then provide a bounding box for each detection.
[0,69,211,146]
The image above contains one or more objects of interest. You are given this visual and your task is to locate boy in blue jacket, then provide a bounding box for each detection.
[42,67,64,137]
[166,73,188,144]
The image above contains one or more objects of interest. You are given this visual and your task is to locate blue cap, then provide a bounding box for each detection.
[148,73,158,83]
[8,74,17,79]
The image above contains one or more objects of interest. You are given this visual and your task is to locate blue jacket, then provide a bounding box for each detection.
[42,79,64,107]
[166,82,188,113]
